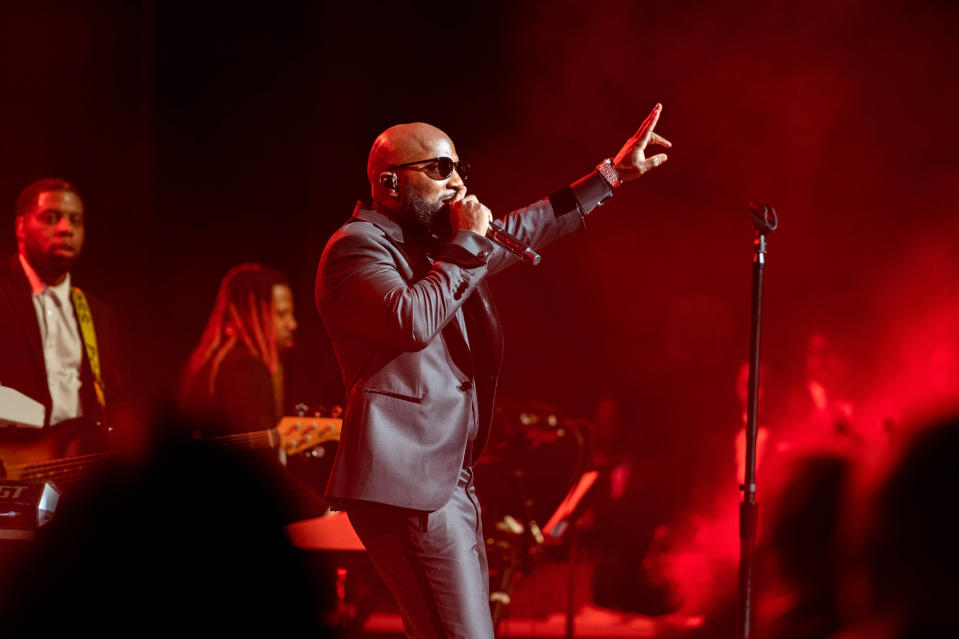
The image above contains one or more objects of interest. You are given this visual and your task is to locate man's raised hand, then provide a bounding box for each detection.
[613,103,672,181]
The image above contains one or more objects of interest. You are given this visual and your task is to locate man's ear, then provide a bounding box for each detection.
[379,172,399,195]
[14,215,24,242]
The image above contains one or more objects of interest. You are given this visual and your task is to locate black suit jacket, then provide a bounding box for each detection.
[0,254,127,437]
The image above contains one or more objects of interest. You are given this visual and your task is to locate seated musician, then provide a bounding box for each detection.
[179,263,298,437]
[0,178,130,476]
[178,263,333,522]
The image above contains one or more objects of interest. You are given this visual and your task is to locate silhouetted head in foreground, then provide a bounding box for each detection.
[757,452,852,639]
[862,414,959,638]
[0,410,337,636]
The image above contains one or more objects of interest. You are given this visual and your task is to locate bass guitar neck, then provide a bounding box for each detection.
[0,416,342,486]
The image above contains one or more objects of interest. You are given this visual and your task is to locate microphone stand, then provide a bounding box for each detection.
[737,202,778,639]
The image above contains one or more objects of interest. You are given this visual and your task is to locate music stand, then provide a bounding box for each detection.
[541,470,599,639]
[541,470,599,541]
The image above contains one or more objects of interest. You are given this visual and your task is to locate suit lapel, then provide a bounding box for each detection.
[411,237,475,376]
[461,281,504,463]
[351,204,479,374]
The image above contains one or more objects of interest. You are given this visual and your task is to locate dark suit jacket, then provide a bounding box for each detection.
[0,254,127,440]
[315,175,612,510]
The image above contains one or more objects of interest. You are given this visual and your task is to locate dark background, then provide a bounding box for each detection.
[2,0,958,591]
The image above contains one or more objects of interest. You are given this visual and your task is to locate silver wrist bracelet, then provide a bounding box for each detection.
[596,158,623,189]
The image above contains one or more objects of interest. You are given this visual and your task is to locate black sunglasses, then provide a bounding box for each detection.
[389,156,469,183]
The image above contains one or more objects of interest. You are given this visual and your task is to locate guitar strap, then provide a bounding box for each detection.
[69,287,106,410]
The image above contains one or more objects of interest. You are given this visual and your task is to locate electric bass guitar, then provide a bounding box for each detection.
[0,416,342,486]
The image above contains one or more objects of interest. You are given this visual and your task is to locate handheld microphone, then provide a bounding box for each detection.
[486,220,541,266]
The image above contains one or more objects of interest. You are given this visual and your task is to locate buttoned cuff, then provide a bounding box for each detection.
[435,230,494,268]
[570,170,614,215]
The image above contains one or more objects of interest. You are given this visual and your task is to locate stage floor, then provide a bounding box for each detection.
[357,606,704,638]
[332,558,708,638]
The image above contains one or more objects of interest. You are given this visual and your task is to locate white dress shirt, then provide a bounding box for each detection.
[19,254,84,425]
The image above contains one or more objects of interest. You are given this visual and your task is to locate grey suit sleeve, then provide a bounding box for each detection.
[486,170,613,275]
[319,230,490,352]
[320,171,612,350]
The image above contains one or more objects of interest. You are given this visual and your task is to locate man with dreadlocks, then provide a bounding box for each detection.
[315,105,671,638]
[179,263,298,436]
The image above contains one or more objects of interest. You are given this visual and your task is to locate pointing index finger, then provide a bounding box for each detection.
[636,103,663,148]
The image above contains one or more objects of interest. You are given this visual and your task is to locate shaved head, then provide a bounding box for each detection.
[366,122,453,186]
[365,122,465,230]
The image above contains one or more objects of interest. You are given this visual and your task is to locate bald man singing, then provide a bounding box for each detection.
[315,105,671,638]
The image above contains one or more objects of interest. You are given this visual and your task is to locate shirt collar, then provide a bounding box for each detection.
[19,253,72,301]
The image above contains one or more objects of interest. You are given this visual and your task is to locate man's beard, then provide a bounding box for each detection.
[25,243,77,282]
[401,189,447,231]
